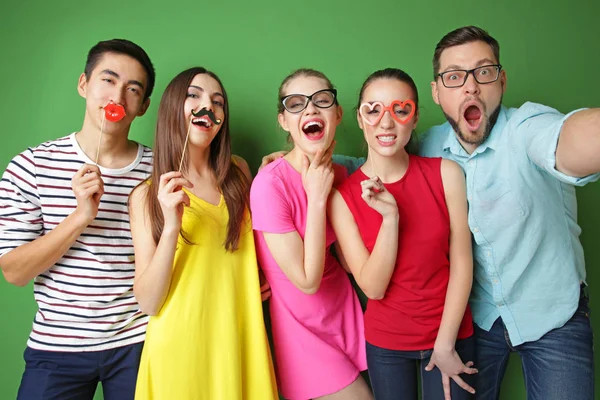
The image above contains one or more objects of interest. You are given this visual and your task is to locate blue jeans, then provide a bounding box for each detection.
[17,342,143,400]
[366,337,476,400]
[474,286,594,400]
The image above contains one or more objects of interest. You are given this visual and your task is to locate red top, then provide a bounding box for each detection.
[337,155,473,350]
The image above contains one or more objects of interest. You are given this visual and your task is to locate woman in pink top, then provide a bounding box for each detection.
[250,69,371,400]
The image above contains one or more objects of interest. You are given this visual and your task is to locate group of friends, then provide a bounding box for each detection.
[0,25,598,400]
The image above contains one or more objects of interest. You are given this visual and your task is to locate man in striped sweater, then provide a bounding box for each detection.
[0,39,156,400]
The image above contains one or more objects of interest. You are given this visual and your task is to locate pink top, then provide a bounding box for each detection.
[250,158,366,400]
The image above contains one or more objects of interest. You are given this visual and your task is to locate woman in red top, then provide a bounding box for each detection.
[328,68,477,400]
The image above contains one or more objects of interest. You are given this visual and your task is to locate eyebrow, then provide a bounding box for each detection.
[189,85,224,98]
[442,58,497,72]
[100,69,145,90]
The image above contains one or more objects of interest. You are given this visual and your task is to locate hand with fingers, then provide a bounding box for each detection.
[312,140,336,168]
[259,151,288,170]
[258,269,271,301]
[72,164,105,225]
[425,348,478,399]
[360,176,398,218]
[301,149,335,206]
[157,171,194,232]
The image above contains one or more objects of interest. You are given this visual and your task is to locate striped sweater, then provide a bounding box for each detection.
[0,133,152,351]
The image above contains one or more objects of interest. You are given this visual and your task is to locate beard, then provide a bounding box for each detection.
[443,99,502,147]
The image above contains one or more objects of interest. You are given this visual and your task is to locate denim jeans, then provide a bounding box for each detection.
[17,342,143,400]
[366,336,476,400]
[474,286,595,400]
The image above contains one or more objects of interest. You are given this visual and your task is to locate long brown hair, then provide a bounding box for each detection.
[144,67,249,252]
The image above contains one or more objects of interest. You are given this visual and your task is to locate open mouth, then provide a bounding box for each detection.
[463,104,483,131]
[375,134,397,146]
[302,119,325,141]
[192,117,213,129]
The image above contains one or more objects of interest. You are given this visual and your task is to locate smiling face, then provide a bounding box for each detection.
[357,78,418,157]
[78,52,150,136]
[431,40,506,151]
[183,73,226,149]
[277,75,342,155]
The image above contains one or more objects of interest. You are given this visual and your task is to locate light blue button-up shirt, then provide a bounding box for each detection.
[334,102,599,346]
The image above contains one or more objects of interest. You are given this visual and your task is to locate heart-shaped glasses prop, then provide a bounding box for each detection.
[178,108,222,172]
[95,104,126,165]
[359,100,415,126]
[358,100,416,181]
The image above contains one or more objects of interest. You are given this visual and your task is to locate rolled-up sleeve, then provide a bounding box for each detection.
[520,102,599,186]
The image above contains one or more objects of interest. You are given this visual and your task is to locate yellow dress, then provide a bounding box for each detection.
[135,190,278,400]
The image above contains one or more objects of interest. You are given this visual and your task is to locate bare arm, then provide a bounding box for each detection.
[131,172,192,315]
[436,160,473,351]
[262,199,327,295]
[425,159,476,398]
[333,242,351,273]
[1,164,104,286]
[261,151,333,294]
[327,178,399,300]
[555,109,600,177]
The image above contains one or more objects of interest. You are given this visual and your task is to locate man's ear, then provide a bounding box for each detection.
[137,98,151,117]
[431,80,440,105]
[277,112,289,132]
[77,73,88,99]
[500,69,507,94]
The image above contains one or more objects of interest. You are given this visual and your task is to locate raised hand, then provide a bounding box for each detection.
[301,149,334,205]
[360,176,398,218]
[157,171,194,231]
[72,164,104,225]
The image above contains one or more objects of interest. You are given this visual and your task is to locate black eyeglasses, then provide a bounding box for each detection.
[438,64,502,88]
[280,89,337,113]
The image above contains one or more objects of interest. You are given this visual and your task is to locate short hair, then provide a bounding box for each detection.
[84,39,156,100]
[433,26,500,79]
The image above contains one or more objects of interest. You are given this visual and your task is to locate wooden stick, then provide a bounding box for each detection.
[95,111,105,166]
[178,117,193,173]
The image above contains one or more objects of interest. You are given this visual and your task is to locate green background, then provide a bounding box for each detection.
[1,0,598,398]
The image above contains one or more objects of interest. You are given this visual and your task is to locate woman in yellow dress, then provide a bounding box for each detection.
[129,67,278,399]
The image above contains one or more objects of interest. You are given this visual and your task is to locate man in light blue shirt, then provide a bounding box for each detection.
[331,26,599,400]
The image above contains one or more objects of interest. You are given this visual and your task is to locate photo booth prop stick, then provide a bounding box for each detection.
[178,108,222,172]
[95,103,126,165]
